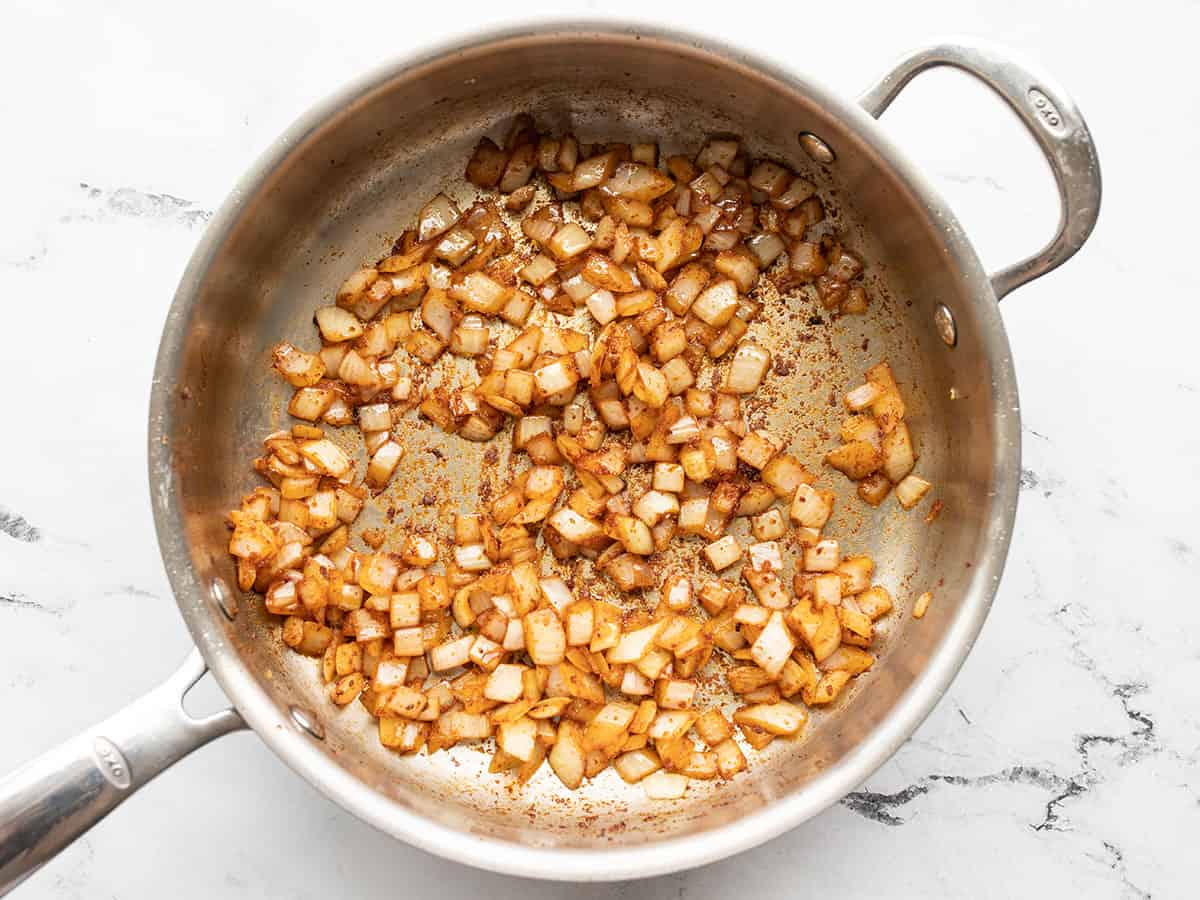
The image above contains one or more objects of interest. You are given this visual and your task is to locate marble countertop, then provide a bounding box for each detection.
[2,1,1195,897]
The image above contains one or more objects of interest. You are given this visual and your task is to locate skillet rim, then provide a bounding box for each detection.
[147,17,1020,881]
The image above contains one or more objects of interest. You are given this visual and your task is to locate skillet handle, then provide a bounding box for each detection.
[0,649,244,896]
[857,39,1102,300]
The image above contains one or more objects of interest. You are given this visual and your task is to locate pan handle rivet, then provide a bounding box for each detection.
[798,132,836,164]
[934,304,958,347]
[290,706,325,740]
[210,577,238,621]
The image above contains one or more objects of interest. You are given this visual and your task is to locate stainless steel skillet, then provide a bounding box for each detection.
[0,22,1100,890]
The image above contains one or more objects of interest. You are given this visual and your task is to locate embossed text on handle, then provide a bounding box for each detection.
[91,737,132,790]
[1027,87,1064,131]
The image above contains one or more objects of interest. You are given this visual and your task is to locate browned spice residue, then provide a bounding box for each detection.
[925,499,944,524]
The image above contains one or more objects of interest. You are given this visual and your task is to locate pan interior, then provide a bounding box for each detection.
[158,30,1010,849]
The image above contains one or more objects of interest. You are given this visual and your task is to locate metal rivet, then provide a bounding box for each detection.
[798,132,835,164]
[934,304,958,347]
[210,577,237,620]
[289,706,325,740]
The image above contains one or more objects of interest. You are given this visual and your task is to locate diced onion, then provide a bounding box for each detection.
[602,162,676,202]
[745,233,786,268]
[239,117,908,801]
[418,193,461,242]
[366,441,403,488]
[547,223,593,261]
[726,343,771,393]
[895,474,932,509]
[315,306,364,343]
[585,289,617,324]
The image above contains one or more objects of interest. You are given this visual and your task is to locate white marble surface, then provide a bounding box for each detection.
[1,1,1196,897]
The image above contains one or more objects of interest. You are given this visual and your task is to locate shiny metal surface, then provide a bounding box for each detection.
[210,575,238,621]
[0,652,243,895]
[797,132,836,165]
[289,707,327,742]
[934,304,958,348]
[0,23,1100,885]
[858,40,1102,300]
